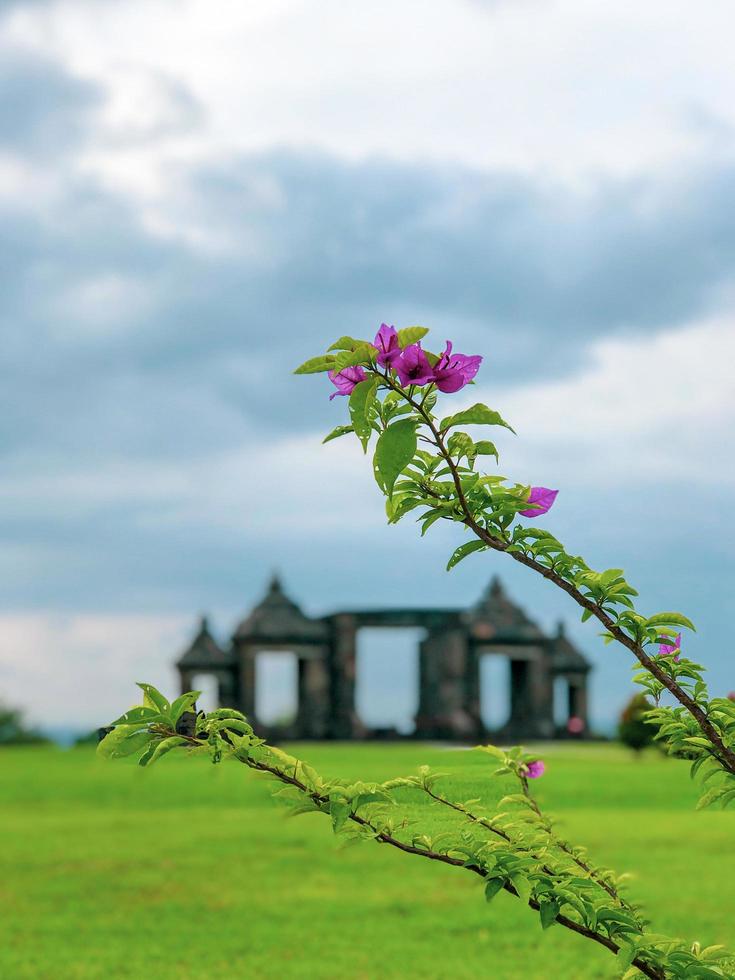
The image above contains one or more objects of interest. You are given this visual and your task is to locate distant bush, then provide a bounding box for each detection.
[0,703,49,745]
[618,693,658,753]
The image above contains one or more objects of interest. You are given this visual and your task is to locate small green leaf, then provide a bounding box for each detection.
[373,419,418,497]
[293,355,337,375]
[140,735,189,767]
[136,682,170,714]
[110,705,165,727]
[484,877,504,902]
[332,345,374,372]
[170,691,201,724]
[540,900,559,930]
[323,424,355,444]
[330,801,351,833]
[97,726,154,760]
[441,403,516,434]
[447,539,487,570]
[327,336,366,352]
[397,326,429,348]
[645,612,696,632]
[474,440,499,461]
[510,875,531,904]
[349,378,379,452]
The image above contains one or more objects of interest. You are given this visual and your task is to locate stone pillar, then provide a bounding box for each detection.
[236,643,257,723]
[297,653,331,739]
[178,669,194,696]
[218,670,238,710]
[329,614,362,738]
[416,634,440,736]
[418,629,476,740]
[527,648,555,738]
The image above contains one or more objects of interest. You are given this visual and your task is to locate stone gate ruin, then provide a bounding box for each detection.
[175,575,591,741]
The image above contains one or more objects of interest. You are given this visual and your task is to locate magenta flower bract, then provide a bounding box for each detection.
[328,365,366,400]
[374,323,402,368]
[658,633,681,662]
[519,486,559,518]
[396,343,434,387]
[431,340,483,393]
[525,760,545,779]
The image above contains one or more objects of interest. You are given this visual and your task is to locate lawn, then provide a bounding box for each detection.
[1,742,733,979]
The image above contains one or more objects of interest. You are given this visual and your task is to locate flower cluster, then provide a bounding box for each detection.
[657,633,681,661]
[328,323,482,399]
[323,322,559,522]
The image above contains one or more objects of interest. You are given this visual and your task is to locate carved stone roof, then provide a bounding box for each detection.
[466,576,546,643]
[176,615,233,669]
[550,621,591,673]
[233,575,330,643]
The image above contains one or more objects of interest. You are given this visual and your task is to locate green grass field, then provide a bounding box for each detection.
[1,742,733,979]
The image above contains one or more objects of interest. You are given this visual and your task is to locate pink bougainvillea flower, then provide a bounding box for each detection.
[519,486,559,518]
[328,365,366,400]
[657,633,681,662]
[525,760,545,779]
[373,323,402,368]
[431,340,483,393]
[567,716,585,735]
[396,343,435,387]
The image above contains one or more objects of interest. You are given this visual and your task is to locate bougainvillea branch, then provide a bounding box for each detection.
[296,324,735,797]
[98,689,734,979]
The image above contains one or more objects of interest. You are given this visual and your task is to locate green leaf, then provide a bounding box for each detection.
[323,424,354,444]
[539,900,559,930]
[510,875,531,904]
[140,735,189,767]
[332,345,374,372]
[293,355,337,375]
[373,419,417,497]
[97,726,154,760]
[170,691,201,724]
[136,682,170,714]
[110,705,165,727]
[397,326,429,348]
[349,378,379,452]
[447,539,487,570]
[330,801,351,833]
[474,440,499,461]
[441,403,516,434]
[696,786,728,810]
[484,877,504,902]
[645,612,696,632]
[327,336,366,352]
[446,431,477,465]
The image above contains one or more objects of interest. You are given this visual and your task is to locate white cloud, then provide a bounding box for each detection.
[6,0,735,208]
[481,316,735,487]
[1,317,731,551]
[0,612,189,727]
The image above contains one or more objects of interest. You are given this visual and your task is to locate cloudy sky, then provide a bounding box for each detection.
[1,0,734,734]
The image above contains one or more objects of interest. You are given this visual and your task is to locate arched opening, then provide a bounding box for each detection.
[480,655,511,732]
[553,676,569,728]
[356,628,421,735]
[255,651,299,726]
[190,673,220,713]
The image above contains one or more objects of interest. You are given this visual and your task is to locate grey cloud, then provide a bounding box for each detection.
[2,66,735,639]
[4,144,735,478]
[0,52,101,153]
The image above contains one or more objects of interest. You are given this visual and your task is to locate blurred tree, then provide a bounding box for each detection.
[0,702,49,745]
[618,693,658,753]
